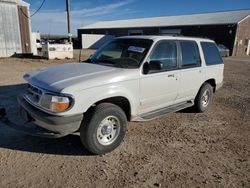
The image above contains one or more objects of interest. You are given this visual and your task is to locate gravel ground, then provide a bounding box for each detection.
[0,55,249,188]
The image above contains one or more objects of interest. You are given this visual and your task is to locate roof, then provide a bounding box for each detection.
[0,0,29,6]
[17,0,29,7]
[80,9,250,30]
[117,35,214,42]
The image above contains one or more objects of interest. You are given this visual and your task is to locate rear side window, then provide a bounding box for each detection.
[201,42,223,65]
[180,41,201,68]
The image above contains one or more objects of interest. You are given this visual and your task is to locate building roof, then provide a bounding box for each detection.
[80,9,250,30]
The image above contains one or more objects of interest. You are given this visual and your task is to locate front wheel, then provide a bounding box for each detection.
[194,83,213,113]
[80,103,127,155]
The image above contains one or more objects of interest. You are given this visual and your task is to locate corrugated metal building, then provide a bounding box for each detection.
[0,0,31,57]
[78,9,250,56]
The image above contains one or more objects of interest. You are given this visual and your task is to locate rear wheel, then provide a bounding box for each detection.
[80,103,127,154]
[194,83,213,113]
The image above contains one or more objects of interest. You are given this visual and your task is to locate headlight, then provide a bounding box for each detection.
[39,94,72,112]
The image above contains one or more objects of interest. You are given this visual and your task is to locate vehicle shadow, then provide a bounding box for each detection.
[177,107,197,113]
[0,84,91,156]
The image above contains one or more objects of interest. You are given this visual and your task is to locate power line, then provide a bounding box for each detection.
[19,0,46,18]
[30,0,46,17]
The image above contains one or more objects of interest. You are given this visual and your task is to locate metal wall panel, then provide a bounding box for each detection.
[0,1,22,57]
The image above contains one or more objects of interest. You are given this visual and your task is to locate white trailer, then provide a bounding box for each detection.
[42,43,73,60]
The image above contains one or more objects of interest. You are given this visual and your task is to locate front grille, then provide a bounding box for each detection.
[26,84,43,104]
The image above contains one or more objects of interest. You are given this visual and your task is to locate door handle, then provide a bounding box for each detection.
[168,74,175,77]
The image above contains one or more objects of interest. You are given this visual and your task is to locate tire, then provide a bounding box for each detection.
[80,103,127,155]
[194,83,213,113]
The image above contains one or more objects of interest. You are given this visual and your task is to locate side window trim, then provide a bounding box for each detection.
[146,40,179,74]
[178,40,201,69]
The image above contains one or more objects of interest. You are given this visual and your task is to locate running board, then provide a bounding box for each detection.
[135,101,194,121]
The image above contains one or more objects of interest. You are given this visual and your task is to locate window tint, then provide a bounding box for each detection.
[149,41,177,70]
[201,42,223,65]
[180,41,200,68]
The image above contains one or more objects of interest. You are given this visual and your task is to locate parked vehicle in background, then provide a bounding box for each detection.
[0,36,224,154]
[217,44,230,57]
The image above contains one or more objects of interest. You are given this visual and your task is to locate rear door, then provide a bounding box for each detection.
[176,40,205,102]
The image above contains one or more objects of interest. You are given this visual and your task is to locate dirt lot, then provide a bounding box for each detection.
[0,55,249,188]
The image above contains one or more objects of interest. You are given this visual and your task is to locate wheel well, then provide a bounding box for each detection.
[195,79,216,102]
[205,79,216,92]
[88,97,131,121]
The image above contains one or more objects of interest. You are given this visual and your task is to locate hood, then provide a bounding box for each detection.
[25,62,138,93]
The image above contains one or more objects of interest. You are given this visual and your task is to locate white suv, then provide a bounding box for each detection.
[0,36,224,154]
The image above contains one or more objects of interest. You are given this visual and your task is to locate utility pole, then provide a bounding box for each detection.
[66,0,72,43]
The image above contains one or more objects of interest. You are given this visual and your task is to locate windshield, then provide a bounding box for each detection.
[88,38,153,68]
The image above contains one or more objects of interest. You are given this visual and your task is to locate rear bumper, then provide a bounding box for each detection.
[0,95,83,138]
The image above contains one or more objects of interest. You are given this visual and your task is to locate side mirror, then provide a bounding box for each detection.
[143,62,150,74]
[143,60,163,74]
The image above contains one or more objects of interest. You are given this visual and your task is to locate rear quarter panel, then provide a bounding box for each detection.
[205,64,224,87]
[198,40,224,89]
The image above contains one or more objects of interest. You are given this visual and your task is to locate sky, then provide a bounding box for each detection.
[25,0,250,35]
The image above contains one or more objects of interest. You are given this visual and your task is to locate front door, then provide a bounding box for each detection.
[139,40,179,114]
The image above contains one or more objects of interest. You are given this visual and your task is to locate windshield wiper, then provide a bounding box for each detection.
[84,58,95,63]
[96,59,125,68]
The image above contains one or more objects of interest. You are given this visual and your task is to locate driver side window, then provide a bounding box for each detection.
[149,41,177,70]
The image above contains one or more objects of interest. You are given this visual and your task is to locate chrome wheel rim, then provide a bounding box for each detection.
[201,89,210,107]
[97,116,120,145]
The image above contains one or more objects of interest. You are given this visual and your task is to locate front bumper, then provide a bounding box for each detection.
[0,95,83,138]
